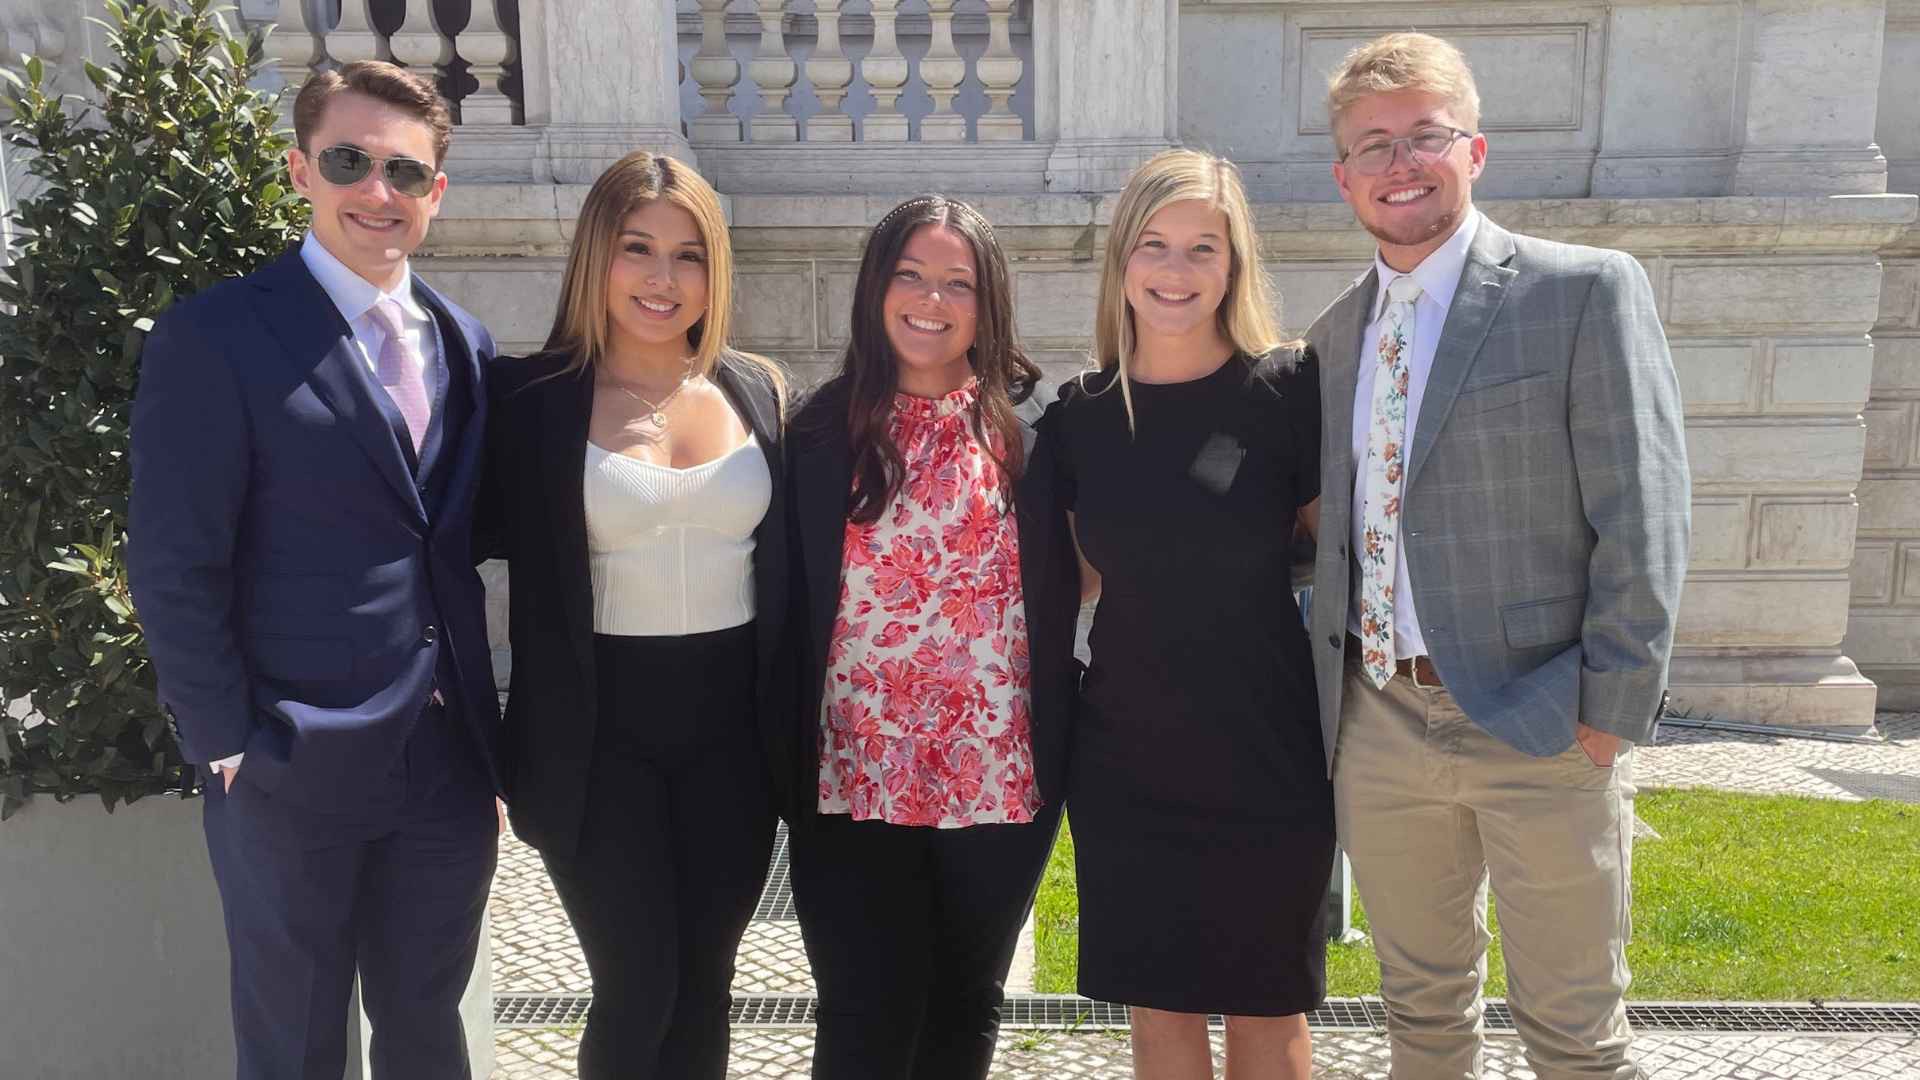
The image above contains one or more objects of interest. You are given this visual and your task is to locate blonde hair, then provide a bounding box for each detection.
[1090,149,1294,430]
[1326,32,1482,154]
[542,152,784,403]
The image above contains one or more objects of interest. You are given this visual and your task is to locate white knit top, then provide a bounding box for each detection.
[583,436,770,636]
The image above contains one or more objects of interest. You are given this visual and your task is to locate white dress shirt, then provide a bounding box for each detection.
[298,230,442,403]
[208,234,444,775]
[1347,209,1484,660]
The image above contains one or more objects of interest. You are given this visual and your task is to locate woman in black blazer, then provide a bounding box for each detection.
[785,195,1081,1079]
[478,153,795,1080]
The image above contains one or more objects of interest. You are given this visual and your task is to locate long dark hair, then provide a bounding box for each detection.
[841,195,1040,525]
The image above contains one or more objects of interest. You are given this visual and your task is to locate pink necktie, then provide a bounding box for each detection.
[367,298,430,454]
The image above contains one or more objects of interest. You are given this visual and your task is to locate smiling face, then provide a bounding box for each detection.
[286,90,446,292]
[1332,89,1486,272]
[1123,198,1233,349]
[882,223,980,398]
[602,199,711,361]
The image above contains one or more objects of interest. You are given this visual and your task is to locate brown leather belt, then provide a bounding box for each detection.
[1347,633,1444,689]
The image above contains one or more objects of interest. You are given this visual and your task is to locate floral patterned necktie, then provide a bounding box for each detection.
[1358,276,1422,689]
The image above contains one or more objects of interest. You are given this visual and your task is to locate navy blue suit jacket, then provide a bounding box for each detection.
[129,248,503,809]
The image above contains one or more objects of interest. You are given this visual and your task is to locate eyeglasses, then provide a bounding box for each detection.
[313,144,439,198]
[1339,126,1474,176]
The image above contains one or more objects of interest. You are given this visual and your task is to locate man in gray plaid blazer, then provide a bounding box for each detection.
[1304,34,1689,1079]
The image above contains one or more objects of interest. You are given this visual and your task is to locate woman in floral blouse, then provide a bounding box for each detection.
[786,195,1080,1080]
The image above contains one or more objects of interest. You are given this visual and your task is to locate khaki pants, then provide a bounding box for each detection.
[1334,663,1641,1080]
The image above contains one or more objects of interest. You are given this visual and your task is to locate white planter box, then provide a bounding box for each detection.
[0,794,233,1079]
[0,793,494,1079]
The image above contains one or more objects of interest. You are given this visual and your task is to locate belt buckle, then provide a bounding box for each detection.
[1410,657,1438,690]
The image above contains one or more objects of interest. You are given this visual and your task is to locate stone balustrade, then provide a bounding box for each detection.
[678,1,1029,146]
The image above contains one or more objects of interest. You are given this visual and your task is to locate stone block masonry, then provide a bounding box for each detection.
[436,190,1916,731]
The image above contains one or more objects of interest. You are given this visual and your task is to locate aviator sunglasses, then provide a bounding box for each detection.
[313,144,439,198]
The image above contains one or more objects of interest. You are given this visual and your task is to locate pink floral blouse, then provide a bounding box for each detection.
[818,379,1041,828]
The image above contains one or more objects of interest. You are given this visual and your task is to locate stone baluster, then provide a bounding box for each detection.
[688,0,742,143]
[1,1,70,246]
[324,0,388,66]
[261,0,328,126]
[385,0,452,94]
[457,0,519,126]
[2,3,66,77]
[861,0,909,141]
[975,0,1023,141]
[747,0,797,142]
[804,0,854,142]
[918,0,966,141]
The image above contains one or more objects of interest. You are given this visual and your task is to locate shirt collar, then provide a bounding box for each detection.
[299,231,428,327]
[893,376,979,423]
[1370,207,1483,322]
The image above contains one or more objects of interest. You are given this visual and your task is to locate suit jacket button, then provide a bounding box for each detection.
[1328,634,1341,649]
[422,625,438,644]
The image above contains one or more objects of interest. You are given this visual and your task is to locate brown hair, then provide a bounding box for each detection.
[293,61,454,166]
[839,196,1039,526]
[541,151,785,403]
[1325,32,1482,154]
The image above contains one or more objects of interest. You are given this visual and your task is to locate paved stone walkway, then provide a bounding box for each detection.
[490,712,1920,1077]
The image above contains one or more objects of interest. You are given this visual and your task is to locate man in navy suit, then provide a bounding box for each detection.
[129,61,502,1079]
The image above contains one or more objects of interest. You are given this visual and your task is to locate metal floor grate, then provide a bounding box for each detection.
[751,823,797,921]
[494,994,593,1028]
[495,994,1920,1034]
[1621,1002,1920,1034]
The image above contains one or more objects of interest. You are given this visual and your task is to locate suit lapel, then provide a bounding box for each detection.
[1011,394,1047,586]
[793,400,852,673]
[1324,269,1378,502]
[1406,220,1519,489]
[542,366,596,652]
[711,357,782,490]
[252,251,427,527]
[414,278,487,530]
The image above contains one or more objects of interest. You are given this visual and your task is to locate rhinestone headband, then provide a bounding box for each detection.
[872,195,996,244]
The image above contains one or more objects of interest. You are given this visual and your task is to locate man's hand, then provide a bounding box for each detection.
[1574,722,1622,768]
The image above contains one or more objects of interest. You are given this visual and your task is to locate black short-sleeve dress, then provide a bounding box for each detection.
[1049,347,1336,1017]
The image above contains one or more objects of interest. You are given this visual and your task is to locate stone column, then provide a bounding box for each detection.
[1845,3,1920,707]
[1730,0,1889,196]
[523,0,692,183]
[1035,0,1178,192]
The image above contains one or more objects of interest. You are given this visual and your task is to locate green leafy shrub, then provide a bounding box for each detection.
[0,0,308,818]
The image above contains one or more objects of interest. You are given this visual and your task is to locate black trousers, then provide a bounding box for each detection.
[202,702,496,1080]
[789,801,1063,1080]
[540,626,777,1080]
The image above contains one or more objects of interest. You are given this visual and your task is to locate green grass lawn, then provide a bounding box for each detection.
[1033,789,1920,1001]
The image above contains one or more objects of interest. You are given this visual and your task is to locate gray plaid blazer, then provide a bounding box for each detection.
[1305,216,1690,769]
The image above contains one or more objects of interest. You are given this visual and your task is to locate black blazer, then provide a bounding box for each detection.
[477,351,792,857]
[786,376,1080,827]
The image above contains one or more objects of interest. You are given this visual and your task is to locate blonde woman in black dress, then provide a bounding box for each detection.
[1048,149,1334,1079]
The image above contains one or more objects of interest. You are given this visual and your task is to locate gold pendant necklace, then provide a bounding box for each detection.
[603,364,694,428]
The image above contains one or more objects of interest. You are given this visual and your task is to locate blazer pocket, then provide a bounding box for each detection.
[1456,371,1554,415]
[1500,593,1586,649]
[247,634,355,683]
